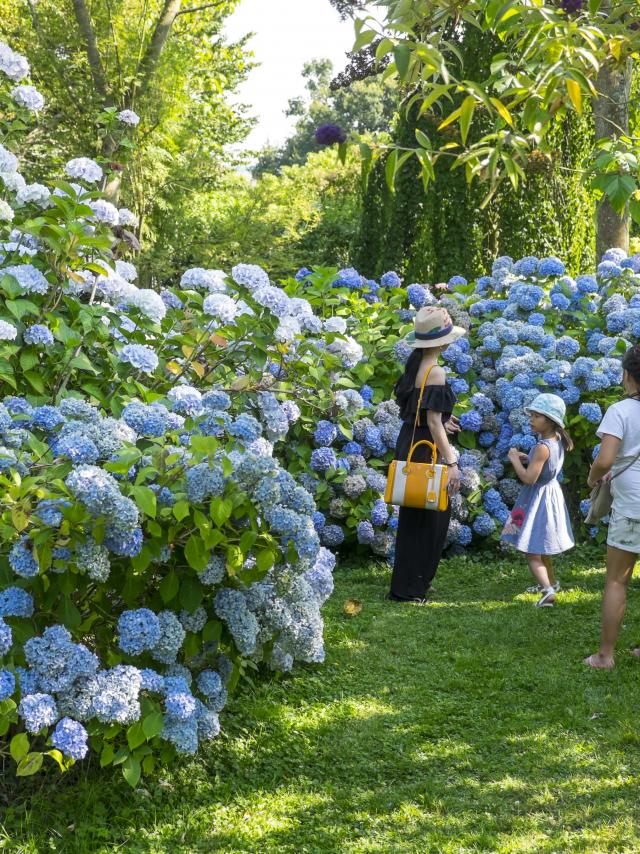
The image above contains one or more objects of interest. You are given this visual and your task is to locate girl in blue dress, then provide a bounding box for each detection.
[501,393,575,607]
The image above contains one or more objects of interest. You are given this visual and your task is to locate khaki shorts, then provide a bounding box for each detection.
[607,509,640,554]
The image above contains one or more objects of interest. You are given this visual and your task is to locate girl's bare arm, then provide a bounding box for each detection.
[508,444,550,485]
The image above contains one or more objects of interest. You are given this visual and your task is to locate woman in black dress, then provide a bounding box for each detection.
[388,306,466,602]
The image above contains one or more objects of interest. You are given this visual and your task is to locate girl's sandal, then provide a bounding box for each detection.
[535,589,556,608]
[630,648,640,660]
[584,654,614,670]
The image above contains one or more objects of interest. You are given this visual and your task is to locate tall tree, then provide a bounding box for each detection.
[0,0,252,269]
[0,0,251,202]
[354,1,640,255]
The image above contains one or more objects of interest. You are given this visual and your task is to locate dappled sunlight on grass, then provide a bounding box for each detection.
[5,548,640,852]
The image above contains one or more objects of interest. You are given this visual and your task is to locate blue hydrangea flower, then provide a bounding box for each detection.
[0,670,15,701]
[140,668,165,693]
[597,260,622,279]
[9,536,38,578]
[555,336,580,359]
[92,665,142,724]
[370,499,389,526]
[18,692,58,733]
[579,402,602,424]
[104,523,143,557]
[576,275,598,294]
[229,413,261,443]
[119,344,159,374]
[357,520,375,545]
[406,284,428,308]
[56,431,100,464]
[117,609,161,655]
[24,625,99,693]
[2,264,49,294]
[319,524,345,548]
[450,522,472,546]
[186,462,225,503]
[160,288,183,310]
[550,292,570,310]
[537,257,565,277]
[202,389,232,412]
[214,589,258,656]
[167,385,202,416]
[166,690,197,721]
[460,411,482,432]
[32,405,64,431]
[513,256,538,276]
[334,267,361,289]
[472,512,496,537]
[312,511,325,532]
[51,717,89,760]
[23,324,54,346]
[450,378,469,395]
[0,619,12,655]
[380,271,401,288]
[0,586,34,617]
[151,611,186,665]
[161,713,199,755]
[310,447,337,472]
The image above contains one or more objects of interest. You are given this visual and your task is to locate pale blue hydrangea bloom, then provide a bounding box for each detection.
[19,693,58,733]
[51,717,89,759]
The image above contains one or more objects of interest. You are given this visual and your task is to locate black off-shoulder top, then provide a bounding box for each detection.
[398,383,457,426]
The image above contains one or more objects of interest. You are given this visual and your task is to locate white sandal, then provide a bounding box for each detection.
[526,581,560,594]
[536,588,556,608]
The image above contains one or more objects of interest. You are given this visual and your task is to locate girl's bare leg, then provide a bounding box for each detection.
[527,554,552,589]
[542,556,555,586]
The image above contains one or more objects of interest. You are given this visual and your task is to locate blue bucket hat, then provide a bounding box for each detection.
[524,393,566,429]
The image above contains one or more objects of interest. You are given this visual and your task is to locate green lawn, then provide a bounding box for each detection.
[4,550,640,853]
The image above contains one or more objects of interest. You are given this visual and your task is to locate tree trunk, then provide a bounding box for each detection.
[593,60,632,260]
[130,0,183,106]
[71,0,112,104]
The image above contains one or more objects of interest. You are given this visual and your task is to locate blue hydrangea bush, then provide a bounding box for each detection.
[2,37,639,785]
[289,251,640,555]
[0,45,346,784]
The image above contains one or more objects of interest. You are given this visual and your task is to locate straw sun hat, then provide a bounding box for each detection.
[406,306,467,349]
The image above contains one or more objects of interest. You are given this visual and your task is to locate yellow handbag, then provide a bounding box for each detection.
[384,366,450,511]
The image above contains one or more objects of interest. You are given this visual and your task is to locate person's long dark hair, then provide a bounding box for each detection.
[394,350,423,410]
[622,343,640,392]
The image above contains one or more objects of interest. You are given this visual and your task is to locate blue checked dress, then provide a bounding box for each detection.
[501,438,574,555]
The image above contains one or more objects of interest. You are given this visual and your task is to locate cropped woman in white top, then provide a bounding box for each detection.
[585,344,640,669]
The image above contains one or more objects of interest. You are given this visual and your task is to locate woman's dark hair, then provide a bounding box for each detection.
[394,350,422,409]
[622,343,640,387]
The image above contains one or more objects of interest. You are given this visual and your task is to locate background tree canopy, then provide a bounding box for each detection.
[6,0,639,283]
[0,0,253,282]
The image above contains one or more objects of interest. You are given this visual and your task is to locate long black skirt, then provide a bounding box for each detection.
[389,422,451,599]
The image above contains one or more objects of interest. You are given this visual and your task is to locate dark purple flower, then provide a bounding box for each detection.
[315,123,347,146]
[560,0,583,13]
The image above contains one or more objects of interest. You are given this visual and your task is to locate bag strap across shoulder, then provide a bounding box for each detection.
[609,445,640,481]
[409,364,436,450]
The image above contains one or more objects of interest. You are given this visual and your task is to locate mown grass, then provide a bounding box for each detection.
[3,549,640,853]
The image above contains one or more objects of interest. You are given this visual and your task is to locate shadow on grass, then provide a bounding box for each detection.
[4,548,640,853]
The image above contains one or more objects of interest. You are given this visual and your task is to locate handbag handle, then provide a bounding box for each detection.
[405,439,438,468]
[409,363,436,451]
